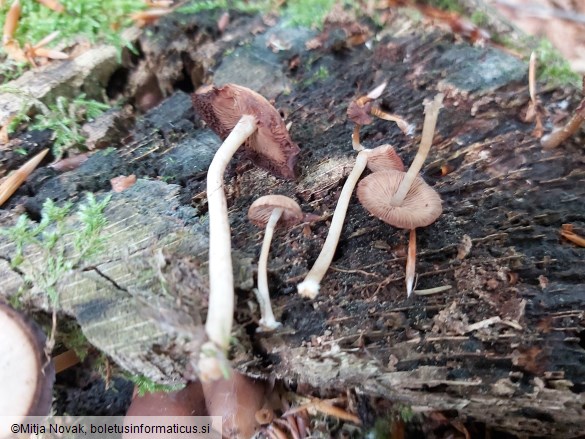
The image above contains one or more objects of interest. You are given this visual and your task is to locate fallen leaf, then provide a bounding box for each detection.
[111,174,137,192]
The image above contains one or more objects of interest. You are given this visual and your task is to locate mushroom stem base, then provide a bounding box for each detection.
[406,228,416,297]
[297,150,369,298]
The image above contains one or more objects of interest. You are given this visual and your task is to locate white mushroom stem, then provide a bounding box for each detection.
[256,207,283,330]
[352,125,363,151]
[370,107,414,136]
[405,228,416,297]
[390,93,443,206]
[202,114,258,377]
[298,150,369,299]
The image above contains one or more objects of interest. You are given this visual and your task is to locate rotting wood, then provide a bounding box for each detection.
[0,45,119,127]
[0,4,584,437]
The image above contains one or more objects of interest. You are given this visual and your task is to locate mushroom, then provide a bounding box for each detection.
[248,195,303,331]
[0,301,55,425]
[202,371,268,439]
[123,381,208,439]
[297,144,404,299]
[191,84,300,380]
[125,381,207,417]
[357,93,444,297]
[347,82,413,151]
[357,171,442,295]
[124,373,268,439]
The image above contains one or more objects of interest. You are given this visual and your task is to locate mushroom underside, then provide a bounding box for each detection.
[0,302,55,419]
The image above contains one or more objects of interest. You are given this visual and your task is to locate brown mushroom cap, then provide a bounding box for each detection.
[248,195,303,228]
[192,84,300,179]
[0,301,55,419]
[366,144,405,173]
[346,99,374,125]
[357,170,442,229]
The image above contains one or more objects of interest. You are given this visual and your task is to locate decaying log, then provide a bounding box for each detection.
[0,5,584,437]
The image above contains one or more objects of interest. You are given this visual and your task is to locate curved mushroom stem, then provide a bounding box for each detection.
[390,93,443,206]
[298,150,370,299]
[200,114,258,381]
[256,207,283,331]
[405,228,416,297]
[352,124,363,151]
[370,107,414,136]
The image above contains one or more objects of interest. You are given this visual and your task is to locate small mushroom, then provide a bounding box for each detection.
[0,301,55,423]
[125,381,207,417]
[358,173,442,296]
[202,372,267,439]
[123,381,208,439]
[347,82,413,151]
[297,144,404,299]
[191,84,300,380]
[248,195,303,331]
[357,94,444,297]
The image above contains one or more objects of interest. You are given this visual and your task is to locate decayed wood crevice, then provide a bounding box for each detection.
[0,4,584,436]
[0,180,254,381]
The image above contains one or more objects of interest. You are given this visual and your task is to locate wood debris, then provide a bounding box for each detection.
[0,148,49,206]
[283,398,361,425]
[560,224,585,247]
[111,174,137,192]
[541,76,585,148]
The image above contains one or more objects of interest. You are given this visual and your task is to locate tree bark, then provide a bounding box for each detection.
[0,4,584,436]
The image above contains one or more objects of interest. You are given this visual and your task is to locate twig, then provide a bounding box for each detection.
[541,77,585,149]
[414,285,452,295]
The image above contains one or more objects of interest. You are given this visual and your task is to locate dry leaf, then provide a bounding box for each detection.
[110,174,137,192]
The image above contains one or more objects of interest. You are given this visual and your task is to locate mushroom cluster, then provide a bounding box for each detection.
[357,93,444,296]
[191,83,300,380]
[297,144,405,299]
[347,82,413,151]
[191,82,445,381]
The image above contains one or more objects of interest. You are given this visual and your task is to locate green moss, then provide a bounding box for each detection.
[370,418,392,439]
[59,320,91,361]
[0,58,26,84]
[30,94,109,158]
[282,0,337,28]
[470,10,488,27]
[0,91,111,159]
[426,0,464,14]
[303,65,330,87]
[127,374,184,397]
[0,0,143,52]
[397,404,414,423]
[536,39,580,87]
[177,0,272,15]
[0,194,111,306]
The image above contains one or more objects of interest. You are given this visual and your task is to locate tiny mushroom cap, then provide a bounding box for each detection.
[346,99,374,126]
[192,83,300,179]
[0,301,55,421]
[357,170,442,230]
[248,195,303,228]
[248,195,303,330]
[346,81,387,126]
[366,144,405,173]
